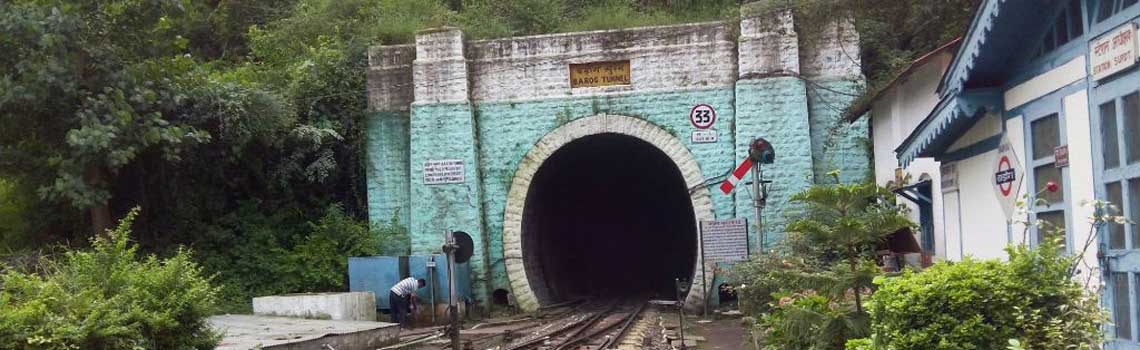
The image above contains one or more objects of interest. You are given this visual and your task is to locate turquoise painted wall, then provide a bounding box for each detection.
[807,78,871,184]
[733,77,816,252]
[407,102,488,300]
[473,87,739,292]
[367,80,871,303]
[366,111,411,228]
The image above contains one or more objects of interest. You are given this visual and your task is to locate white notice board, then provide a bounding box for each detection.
[701,218,749,263]
[423,159,465,185]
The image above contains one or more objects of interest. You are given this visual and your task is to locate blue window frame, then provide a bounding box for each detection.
[1097,0,1139,23]
[1093,0,1140,36]
[1092,70,1140,348]
[1023,108,1072,250]
[1035,0,1087,58]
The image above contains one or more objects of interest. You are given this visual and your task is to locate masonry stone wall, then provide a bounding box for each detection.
[365,3,868,309]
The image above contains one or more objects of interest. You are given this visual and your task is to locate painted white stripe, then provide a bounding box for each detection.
[1003,56,1087,111]
[1062,90,1100,289]
[726,176,741,185]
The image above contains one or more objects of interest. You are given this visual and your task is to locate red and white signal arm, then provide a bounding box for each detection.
[720,158,753,194]
[991,136,1023,219]
[690,104,717,129]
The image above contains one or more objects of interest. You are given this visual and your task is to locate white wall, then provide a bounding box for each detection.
[939,61,1093,266]
[940,112,1024,261]
[1006,115,1030,246]
[1063,90,1100,284]
[869,51,951,258]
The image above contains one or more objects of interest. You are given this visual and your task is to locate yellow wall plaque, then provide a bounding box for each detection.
[569,60,631,88]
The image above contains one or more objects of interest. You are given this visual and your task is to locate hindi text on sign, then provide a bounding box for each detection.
[701,218,749,263]
[1091,23,1138,81]
[569,61,632,88]
[423,159,465,185]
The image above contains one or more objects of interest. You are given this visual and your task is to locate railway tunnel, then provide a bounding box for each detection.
[520,133,698,303]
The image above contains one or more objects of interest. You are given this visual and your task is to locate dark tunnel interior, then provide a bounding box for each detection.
[521,133,697,302]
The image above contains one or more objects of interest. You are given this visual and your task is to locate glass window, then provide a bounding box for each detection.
[1055,14,1070,45]
[1104,101,1121,169]
[1125,93,1140,164]
[1100,0,1117,22]
[1037,211,1068,248]
[1032,115,1061,160]
[1132,180,1140,245]
[1070,0,1085,37]
[1119,272,1134,340]
[1044,30,1057,52]
[1036,165,1065,204]
[1111,182,1126,249]
[1100,0,1139,22]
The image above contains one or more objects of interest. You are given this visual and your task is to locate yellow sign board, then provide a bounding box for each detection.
[569,61,631,88]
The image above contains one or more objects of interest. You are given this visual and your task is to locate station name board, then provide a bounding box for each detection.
[1091,23,1138,81]
[569,60,631,88]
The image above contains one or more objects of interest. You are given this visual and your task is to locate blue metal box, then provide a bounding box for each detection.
[348,254,471,310]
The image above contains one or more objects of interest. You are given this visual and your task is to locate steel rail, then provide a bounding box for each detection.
[502,312,596,350]
[598,302,647,350]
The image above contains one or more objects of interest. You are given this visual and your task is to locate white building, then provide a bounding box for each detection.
[848,39,959,261]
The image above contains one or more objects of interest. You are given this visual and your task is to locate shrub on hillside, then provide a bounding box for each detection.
[0,208,220,350]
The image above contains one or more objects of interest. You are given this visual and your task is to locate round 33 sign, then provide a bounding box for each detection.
[690,104,717,129]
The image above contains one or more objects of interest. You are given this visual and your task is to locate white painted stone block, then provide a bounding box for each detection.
[253,292,377,321]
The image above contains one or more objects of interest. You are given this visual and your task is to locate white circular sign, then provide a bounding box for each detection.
[690,104,717,129]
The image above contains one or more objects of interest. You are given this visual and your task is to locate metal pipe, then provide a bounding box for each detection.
[675,279,686,350]
[753,162,764,252]
[429,256,436,325]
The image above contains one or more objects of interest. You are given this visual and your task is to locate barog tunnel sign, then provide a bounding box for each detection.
[569,60,631,88]
[991,137,1023,219]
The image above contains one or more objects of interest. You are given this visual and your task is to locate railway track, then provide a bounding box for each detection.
[499,299,648,350]
[385,299,652,350]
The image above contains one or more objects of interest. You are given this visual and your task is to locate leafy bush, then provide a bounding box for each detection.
[0,208,220,350]
[0,178,30,251]
[863,241,1104,350]
[732,248,826,315]
[735,177,910,350]
[845,338,872,350]
[196,203,397,311]
[761,290,867,350]
[375,213,411,257]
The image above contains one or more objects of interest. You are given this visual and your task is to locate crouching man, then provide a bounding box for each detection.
[389,277,426,328]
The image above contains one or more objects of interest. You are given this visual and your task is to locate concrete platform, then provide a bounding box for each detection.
[253,292,377,321]
[210,314,400,350]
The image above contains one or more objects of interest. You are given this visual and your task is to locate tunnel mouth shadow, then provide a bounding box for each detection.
[520,133,697,303]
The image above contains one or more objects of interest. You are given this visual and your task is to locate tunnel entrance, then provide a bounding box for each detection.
[521,133,698,303]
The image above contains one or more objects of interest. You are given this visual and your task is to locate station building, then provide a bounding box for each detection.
[363,3,869,310]
[849,39,960,262]
[876,0,1140,346]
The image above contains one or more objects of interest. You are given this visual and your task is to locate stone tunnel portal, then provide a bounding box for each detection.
[521,133,698,302]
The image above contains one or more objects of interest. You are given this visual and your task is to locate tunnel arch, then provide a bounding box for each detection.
[503,114,715,311]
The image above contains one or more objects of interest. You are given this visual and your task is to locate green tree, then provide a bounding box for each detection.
[0,1,233,233]
[744,173,913,350]
[786,172,913,313]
